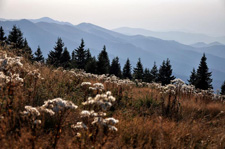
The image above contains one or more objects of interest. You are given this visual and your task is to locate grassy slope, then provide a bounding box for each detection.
[0,46,224,148]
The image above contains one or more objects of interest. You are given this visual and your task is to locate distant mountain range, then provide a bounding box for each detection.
[0,17,224,90]
[113,27,225,45]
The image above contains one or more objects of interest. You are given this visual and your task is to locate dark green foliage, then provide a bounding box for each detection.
[133,58,144,80]
[23,38,33,60]
[221,81,225,95]
[74,39,87,69]
[0,26,7,41]
[110,57,122,78]
[158,59,175,85]
[7,25,24,49]
[33,46,44,63]
[122,58,132,80]
[61,47,71,69]
[143,68,152,83]
[85,56,97,74]
[195,53,213,90]
[188,68,197,86]
[47,38,64,67]
[150,62,158,82]
[97,45,110,74]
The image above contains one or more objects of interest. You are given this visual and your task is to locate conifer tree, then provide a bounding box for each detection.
[97,45,110,74]
[150,62,158,82]
[61,47,71,69]
[33,46,44,63]
[195,53,213,90]
[47,37,64,67]
[221,81,225,95]
[110,57,122,78]
[0,26,6,42]
[7,25,24,49]
[143,68,152,82]
[188,68,197,86]
[74,39,87,69]
[158,59,175,85]
[23,38,33,60]
[133,58,144,80]
[85,56,97,74]
[122,58,132,80]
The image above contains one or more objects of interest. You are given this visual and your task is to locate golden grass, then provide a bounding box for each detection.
[0,47,224,148]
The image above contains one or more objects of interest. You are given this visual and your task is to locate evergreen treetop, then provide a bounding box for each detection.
[97,45,110,74]
[188,68,197,86]
[0,26,7,41]
[133,58,144,80]
[74,39,87,69]
[122,58,132,80]
[61,47,71,69]
[34,46,44,62]
[195,53,213,90]
[7,25,24,49]
[110,57,122,78]
[158,59,175,85]
[47,37,64,67]
[150,62,158,82]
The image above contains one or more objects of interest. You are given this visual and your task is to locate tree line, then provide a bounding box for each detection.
[1,25,224,94]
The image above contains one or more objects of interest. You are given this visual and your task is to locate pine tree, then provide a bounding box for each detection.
[143,68,152,82]
[74,39,87,69]
[85,56,97,74]
[23,38,33,60]
[110,57,122,78]
[221,81,225,95]
[7,25,24,49]
[188,68,197,85]
[33,46,44,63]
[47,37,64,67]
[61,47,71,69]
[150,62,158,82]
[195,53,213,90]
[123,58,132,80]
[158,59,175,85]
[133,58,144,80]
[0,26,6,42]
[97,45,110,74]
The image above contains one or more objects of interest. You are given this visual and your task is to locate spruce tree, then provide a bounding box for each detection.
[7,25,24,49]
[158,59,175,85]
[74,39,87,69]
[23,38,33,60]
[133,58,144,80]
[221,81,225,95]
[195,53,213,90]
[33,46,44,63]
[0,26,6,42]
[97,45,110,74]
[61,47,71,69]
[188,68,197,86]
[122,58,132,80]
[110,57,122,78]
[85,56,97,74]
[47,37,64,67]
[150,62,158,82]
[143,68,152,82]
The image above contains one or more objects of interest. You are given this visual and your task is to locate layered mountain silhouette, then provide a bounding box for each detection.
[0,17,224,90]
[113,27,225,45]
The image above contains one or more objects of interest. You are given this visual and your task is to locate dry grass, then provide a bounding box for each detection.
[0,46,225,148]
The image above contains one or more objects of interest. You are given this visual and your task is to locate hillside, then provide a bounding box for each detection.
[0,46,224,148]
[0,19,225,90]
[113,27,225,45]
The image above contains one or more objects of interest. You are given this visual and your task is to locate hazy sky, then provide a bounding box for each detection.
[0,0,225,36]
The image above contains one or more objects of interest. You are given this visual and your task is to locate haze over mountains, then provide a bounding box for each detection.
[113,27,225,45]
[0,17,224,90]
